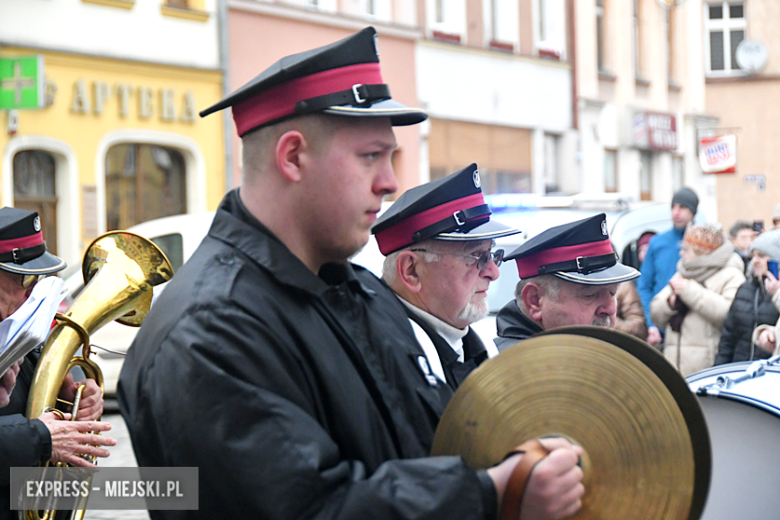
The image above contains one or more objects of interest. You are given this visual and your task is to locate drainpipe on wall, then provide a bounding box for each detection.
[219,0,233,192]
[567,0,577,130]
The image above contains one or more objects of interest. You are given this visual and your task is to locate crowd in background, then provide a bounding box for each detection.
[622,190,780,376]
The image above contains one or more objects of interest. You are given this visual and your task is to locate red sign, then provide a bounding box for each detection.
[646,112,677,150]
[633,111,677,151]
[699,135,737,174]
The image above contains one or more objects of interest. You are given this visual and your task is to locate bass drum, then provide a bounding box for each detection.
[687,361,780,520]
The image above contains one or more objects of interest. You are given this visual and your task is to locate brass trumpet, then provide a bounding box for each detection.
[22,231,173,520]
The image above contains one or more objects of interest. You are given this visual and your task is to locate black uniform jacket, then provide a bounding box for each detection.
[715,276,778,365]
[0,352,52,520]
[406,310,489,391]
[494,299,543,351]
[118,190,496,520]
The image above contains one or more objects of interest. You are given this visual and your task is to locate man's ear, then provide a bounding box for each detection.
[521,282,544,321]
[275,130,306,183]
[396,252,423,294]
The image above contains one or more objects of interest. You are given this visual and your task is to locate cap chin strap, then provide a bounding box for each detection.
[294,83,391,114]
[537,252,618,276]
[411,205,491,243]
[0,243,46,264]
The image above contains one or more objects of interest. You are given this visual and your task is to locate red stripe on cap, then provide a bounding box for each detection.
[375,193,486,255]
[515,239,613,279]
[0,231,43,254]
[232,62,384,136]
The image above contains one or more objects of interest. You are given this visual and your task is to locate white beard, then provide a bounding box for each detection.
[457,299,489,326]
[592,316,612,327]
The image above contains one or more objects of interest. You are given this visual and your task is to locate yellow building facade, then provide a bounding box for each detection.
[0,47,224,270]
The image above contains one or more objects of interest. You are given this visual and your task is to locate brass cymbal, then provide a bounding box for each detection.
[432,326,711,520]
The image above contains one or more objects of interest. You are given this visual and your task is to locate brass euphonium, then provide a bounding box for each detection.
[22,231,173,520]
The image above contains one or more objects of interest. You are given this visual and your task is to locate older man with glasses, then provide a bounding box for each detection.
[374,164,519,392]
[0,207,114,520]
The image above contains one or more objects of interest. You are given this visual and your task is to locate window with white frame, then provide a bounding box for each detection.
[666,5,674,81]
[427,0,466,41]
[105,144,187,231]
[633,0,643,77]
[672,155,684,192]
[604,149,617,193]
[305,0,337,12]
[362,0,391,20]
[544,134,561,193]
[596,0,606,71]
[639,151,653,201]
[706,1,746,75]
[535,0,565,58]
[483,0,519,50]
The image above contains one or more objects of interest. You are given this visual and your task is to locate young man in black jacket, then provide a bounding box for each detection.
[119,28,583,520]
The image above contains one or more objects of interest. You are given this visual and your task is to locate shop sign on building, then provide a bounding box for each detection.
[699,135,737,174]
[70,79,197,123]
[0,56,45,109]
[633,111,677,151]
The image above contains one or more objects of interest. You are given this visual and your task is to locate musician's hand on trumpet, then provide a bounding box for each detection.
[37,412,115,467]
[59,375,103,421]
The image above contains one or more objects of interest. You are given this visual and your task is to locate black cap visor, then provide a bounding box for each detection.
[434,219,520,242]
[322,99,427,126]
[551,262,640,285]
[0,251,66,276]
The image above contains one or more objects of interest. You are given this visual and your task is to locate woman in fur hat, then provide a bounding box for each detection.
[650,223,746,376]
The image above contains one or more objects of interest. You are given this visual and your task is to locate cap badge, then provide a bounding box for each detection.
[601,220,608,236]
[473,169,481,188]
[373,33,380,57]
[33,216,41,232]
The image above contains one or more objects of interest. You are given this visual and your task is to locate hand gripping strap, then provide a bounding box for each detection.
[500,439,551,520]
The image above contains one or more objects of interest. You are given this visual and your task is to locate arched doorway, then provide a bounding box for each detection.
[104,143,187,231]
[12,150,58,254]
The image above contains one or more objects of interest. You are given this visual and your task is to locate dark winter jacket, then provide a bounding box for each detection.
[118,189,497,520]
[406,309,489,391]
[715,276,780,365]
[0,352,53,520]
[494,299,543,351]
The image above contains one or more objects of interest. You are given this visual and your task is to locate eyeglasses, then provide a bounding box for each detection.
[410,248,504,270]
[19,274,43,290]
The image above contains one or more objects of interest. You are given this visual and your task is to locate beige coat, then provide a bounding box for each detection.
[614,282,648,340]
[650,253,746,376]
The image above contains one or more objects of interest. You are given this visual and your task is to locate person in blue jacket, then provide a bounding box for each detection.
[637,188,698,346]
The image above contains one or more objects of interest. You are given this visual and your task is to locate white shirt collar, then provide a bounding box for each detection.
[398,297,468,361]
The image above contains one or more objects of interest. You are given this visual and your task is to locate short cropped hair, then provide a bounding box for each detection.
[381,240,442,285]
[729,220,753,239]
[241,114,350,185]
[514,274,563,306]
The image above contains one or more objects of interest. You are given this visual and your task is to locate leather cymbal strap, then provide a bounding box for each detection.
[500,440,551,520]
[432,326,711,520]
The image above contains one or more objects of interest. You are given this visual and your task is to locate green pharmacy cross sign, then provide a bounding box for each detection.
[0,55,45,110]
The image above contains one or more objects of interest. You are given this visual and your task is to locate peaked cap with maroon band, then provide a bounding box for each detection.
[0,207,66,276]
[199,27,427,136]
[371,163,519,255]
[505,213,639,285]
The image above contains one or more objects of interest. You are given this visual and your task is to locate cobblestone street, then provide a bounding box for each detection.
[83,409,150,520]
